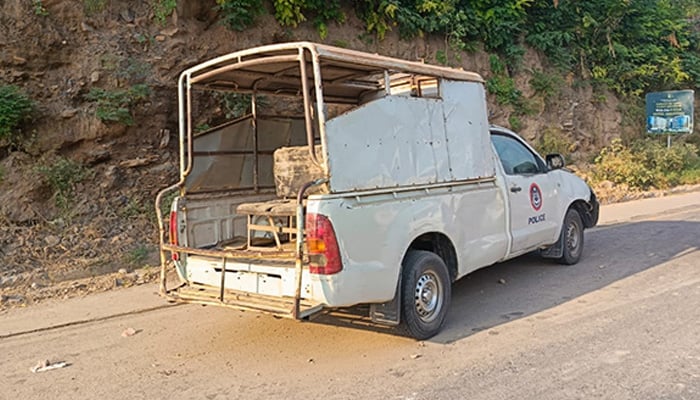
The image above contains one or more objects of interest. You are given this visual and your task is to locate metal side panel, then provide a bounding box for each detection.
[441,80,495,181]
[324,95,447,192]
[183,192,276,248]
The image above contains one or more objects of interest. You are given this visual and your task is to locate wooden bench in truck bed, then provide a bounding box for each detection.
[236,145,326,251]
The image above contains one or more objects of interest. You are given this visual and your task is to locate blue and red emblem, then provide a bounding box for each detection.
[529,183,542,211]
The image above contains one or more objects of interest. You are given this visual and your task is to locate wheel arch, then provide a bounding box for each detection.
[405,232,458,282]
[569,193,598,229]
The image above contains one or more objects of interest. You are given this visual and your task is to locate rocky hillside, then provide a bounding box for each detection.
[0,0,687,304]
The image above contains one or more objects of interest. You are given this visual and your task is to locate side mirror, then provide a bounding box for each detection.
[546,154,566,170]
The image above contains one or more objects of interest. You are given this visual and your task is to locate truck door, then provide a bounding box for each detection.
[491,132,560,254]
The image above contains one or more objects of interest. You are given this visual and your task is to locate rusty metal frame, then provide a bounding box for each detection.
[164,283,323,319]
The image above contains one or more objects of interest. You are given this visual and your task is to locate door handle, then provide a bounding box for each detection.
[510,186,522,193]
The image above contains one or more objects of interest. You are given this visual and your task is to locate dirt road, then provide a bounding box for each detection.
[1,193,699,400]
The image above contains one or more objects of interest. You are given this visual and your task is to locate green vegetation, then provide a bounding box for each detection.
[217,93,253,119]
[195,123,212,133]
[83,0,107,14]
[216,93,269,119]
[86,84,150,126]
[159,191,179,224]
[120,197,149,220]
[116,58,152,83]
[525,0,699,97]
[529,70,564,102]
[508,115,522,132]
[37,158,89,209]
[591,138,700,190]
[486,55,535,126]
[211,1,698,100]
[99,53,120,71]
[216,0,265,31]
[536,128,574,160]
[331,39,349,48]
[273,0,344,39]
[435,49,448,66]
[0,85,33,146]
[486,55,522,107]
[126,244,150,267]
[33,0,49,16]
[154,0,177,25]
[87,54,151,125]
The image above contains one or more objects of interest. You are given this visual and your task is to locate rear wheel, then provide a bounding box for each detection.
[557,208,584,265]
[398,250,451,340]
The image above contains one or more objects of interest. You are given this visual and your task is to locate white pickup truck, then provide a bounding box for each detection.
[155,42,599,339]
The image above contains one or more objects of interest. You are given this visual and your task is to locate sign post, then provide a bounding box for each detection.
[645,90,694,148]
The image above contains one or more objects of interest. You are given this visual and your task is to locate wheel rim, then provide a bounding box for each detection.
[566,219,581,257]
[414,270,443,323]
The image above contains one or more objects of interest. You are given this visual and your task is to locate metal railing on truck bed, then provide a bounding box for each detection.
[156,179,327,320]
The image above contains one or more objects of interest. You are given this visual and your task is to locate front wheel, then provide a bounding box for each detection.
[557,208,584,265]
[398,250,451,340]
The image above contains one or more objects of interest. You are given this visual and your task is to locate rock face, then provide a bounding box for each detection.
[0,0,629,292]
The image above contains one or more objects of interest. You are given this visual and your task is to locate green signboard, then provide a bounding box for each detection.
[646,90,694,134]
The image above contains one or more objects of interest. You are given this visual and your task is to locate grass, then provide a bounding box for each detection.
[126,244,150,267]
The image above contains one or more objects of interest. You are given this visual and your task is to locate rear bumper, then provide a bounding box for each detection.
[160,243,324,319]
[164,282,323,319]
[159,236,400,318]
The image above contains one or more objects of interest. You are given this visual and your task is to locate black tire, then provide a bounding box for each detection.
[557,208,584,265]
[398,250,451,340]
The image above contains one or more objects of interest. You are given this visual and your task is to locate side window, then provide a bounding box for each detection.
[491,133,542,175]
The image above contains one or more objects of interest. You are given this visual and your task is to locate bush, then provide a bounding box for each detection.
[529,70,564,101]
[633,139,700,187]
[679,168,700,185]
[592,139,655,189]
[508,115,521,131]
[216,0,264,31]
[536,128,574,159]
[37,158,89,209]
[592,138,700,190]
[86,84,150,125]
[154,0,177,25]
[486,55,522,107]
[0,85,33,144]
[215,93,269,119]
[634,140,684,172]
[127,244,150,267]
[269,0,344,38]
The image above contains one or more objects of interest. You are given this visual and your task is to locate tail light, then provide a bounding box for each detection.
[169,211,179,261]
[305,213,342,275]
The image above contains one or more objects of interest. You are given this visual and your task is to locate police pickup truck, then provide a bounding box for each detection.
[156,42,599,339]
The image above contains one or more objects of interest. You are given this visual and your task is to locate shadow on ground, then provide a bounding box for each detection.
[308,218,700,343]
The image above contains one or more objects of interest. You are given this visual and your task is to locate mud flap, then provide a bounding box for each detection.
[539,233,564,259]
[369,275,401,326]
